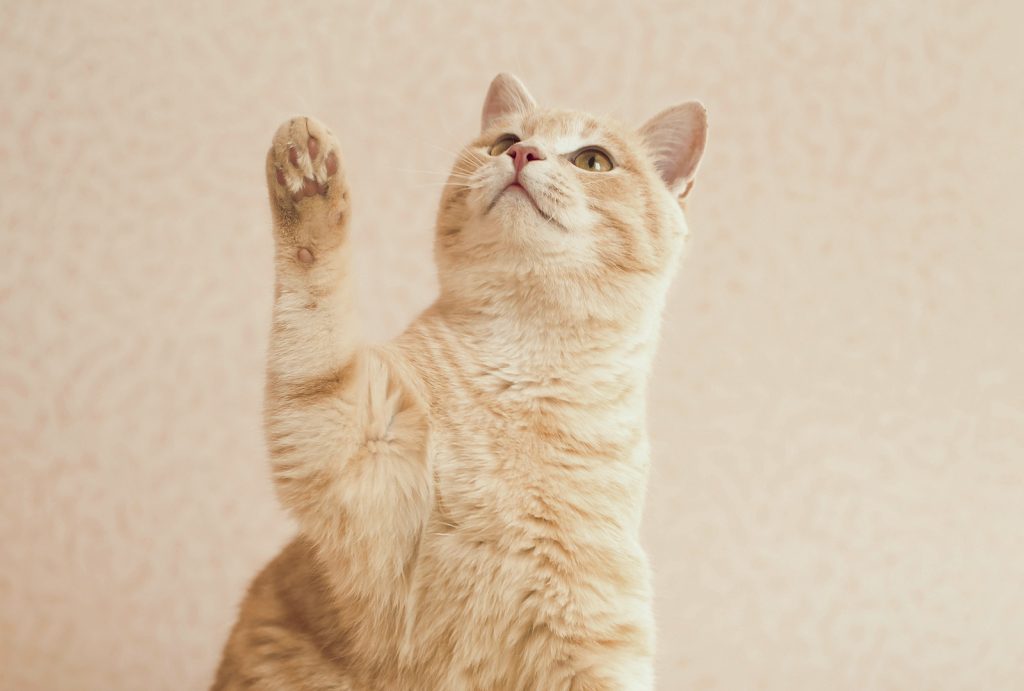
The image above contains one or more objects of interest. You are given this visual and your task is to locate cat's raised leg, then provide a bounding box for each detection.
[263,117,431,651]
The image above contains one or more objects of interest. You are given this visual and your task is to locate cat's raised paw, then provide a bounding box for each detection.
[266,117,349,258]
[267,116,348,215]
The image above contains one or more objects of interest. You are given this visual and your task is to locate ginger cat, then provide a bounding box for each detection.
[212,74,707,690]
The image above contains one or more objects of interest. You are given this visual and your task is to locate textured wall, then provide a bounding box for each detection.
[2,1,1023,689]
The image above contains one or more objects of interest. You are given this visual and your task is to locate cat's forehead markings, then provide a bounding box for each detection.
[523,112,601,152]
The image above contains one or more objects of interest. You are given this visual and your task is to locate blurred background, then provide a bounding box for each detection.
[2,1,1023,689]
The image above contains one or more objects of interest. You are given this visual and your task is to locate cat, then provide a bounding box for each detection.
[212,73,707,691]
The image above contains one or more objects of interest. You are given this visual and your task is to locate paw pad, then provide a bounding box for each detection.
[271,118,341,202]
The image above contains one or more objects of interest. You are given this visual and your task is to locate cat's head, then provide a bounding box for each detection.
[435,73,707,323]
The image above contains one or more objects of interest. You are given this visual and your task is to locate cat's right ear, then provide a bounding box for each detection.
[481,73,536,132]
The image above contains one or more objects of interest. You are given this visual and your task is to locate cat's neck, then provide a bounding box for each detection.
[428,288,663,403]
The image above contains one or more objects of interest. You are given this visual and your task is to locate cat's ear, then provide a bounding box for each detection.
[639,102,708,198]
[481,73,537,132]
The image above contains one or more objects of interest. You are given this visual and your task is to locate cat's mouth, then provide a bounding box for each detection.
[489,180,541,215]
[484,179,570,233]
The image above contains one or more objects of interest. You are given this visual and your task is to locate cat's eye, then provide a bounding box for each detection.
[572,149,614,172]
[489,135,519,156]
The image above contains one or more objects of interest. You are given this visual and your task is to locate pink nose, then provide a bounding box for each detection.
[507,143,545,175]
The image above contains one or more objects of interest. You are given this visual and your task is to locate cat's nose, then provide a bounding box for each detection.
[506,143,545,175]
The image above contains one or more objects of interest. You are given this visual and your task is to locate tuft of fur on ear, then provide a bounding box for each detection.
[640,102,708,198]
[481,73,537,132]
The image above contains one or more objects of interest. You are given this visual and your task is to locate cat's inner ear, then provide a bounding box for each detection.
[481,73,537,133]
[639,102,708,198]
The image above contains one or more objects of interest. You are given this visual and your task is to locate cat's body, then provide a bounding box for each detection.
[213,75,707,690]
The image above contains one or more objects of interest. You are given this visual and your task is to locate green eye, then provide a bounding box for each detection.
[489,135,519,156]
[572,149,613,172]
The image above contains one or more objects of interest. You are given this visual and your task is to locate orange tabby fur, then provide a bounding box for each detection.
[212,74,707,690]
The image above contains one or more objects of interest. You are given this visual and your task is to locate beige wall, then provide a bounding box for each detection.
[2,1,1023,689]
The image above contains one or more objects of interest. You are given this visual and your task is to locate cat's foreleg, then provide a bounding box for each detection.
[263,117,431,603]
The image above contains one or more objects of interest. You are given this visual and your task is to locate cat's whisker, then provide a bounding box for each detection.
[409,176,491,189]
[426,141,484,159]
[395,166,475,177]
[401,159,485,176]
[424,141,462,158]
[410,182,488,191]
[432,147,490,167]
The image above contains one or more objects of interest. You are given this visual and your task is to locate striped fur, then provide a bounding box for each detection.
[213,76,707,690]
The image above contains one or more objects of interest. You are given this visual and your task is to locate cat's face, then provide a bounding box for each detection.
[434,74,707,319]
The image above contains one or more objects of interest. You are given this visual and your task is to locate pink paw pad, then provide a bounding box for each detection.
[274,123,339,202]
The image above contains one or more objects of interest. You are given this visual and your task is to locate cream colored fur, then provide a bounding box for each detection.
[212,74,707,690]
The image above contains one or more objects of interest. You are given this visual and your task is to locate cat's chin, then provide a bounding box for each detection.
[487,188,574,237]
[503,182,531,198]
[488,183,540,215]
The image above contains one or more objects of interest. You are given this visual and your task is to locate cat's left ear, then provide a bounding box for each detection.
[640,102,708,198]
[481,73,537,132]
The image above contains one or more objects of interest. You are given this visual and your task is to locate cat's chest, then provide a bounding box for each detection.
[410,388,649,667]
[431,406,564,523]
[433,392,604,491]
[413,412,648,674]
[420,360,647,554]
[428,393,643,538]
